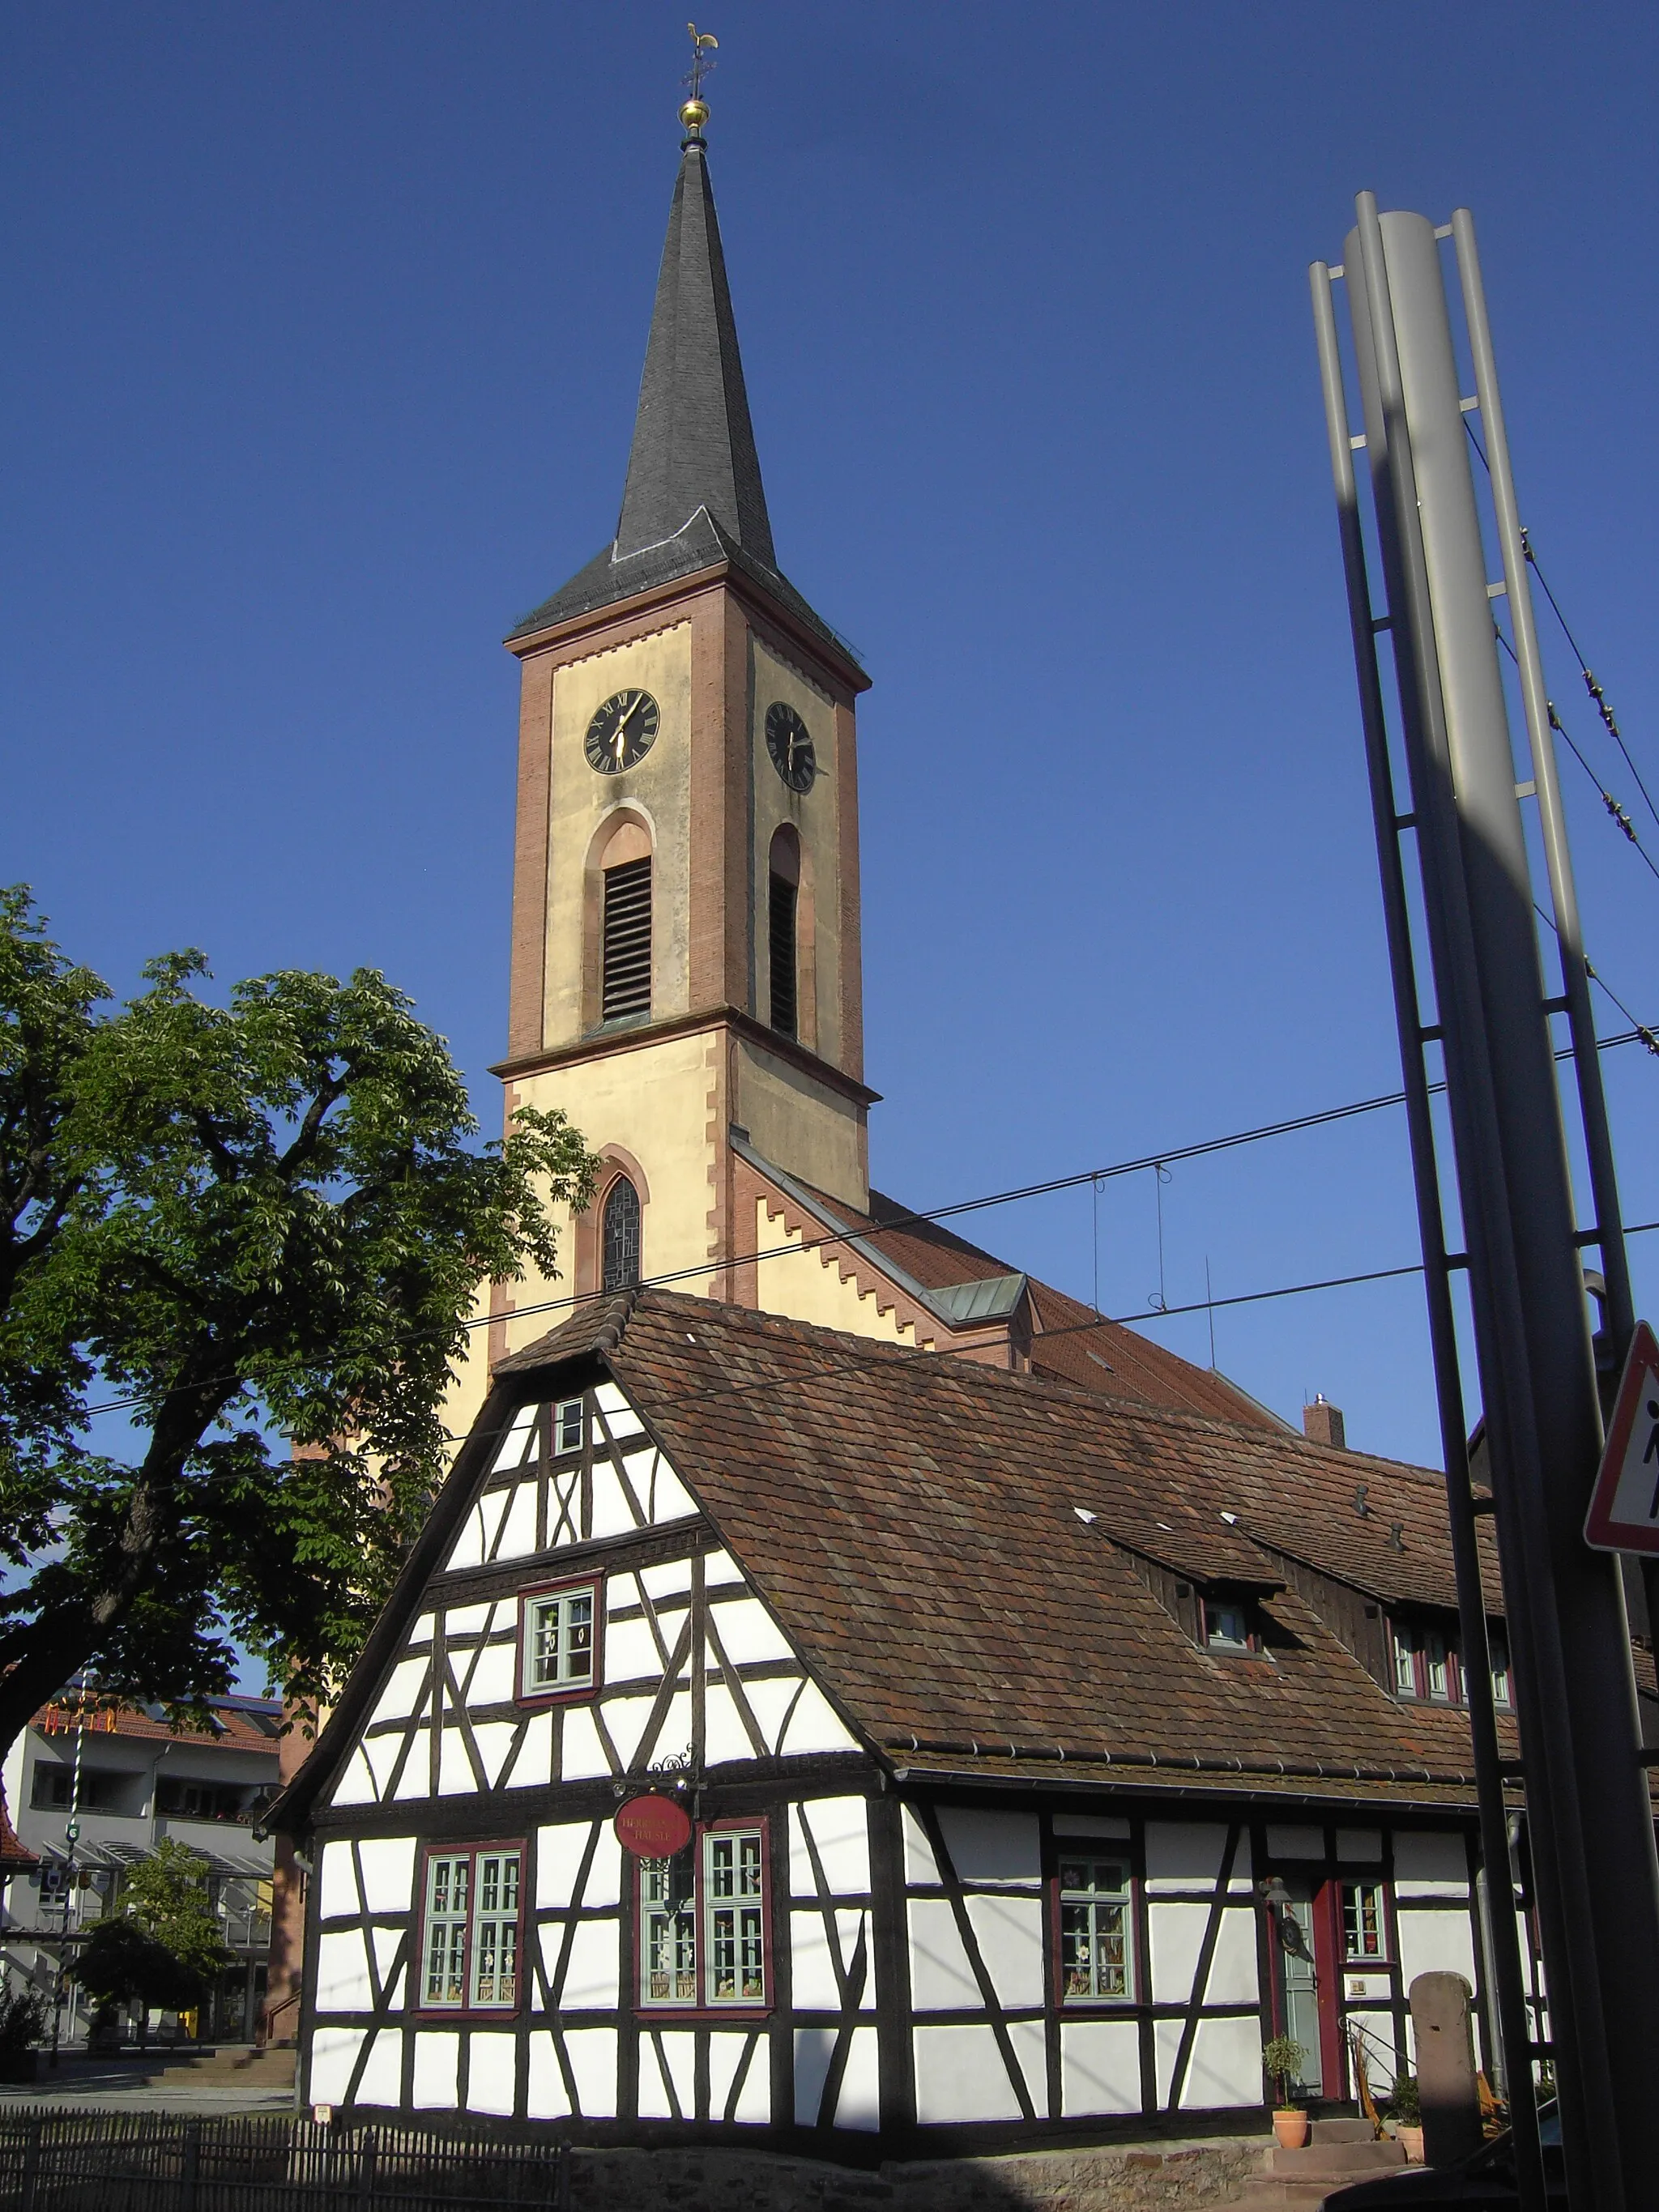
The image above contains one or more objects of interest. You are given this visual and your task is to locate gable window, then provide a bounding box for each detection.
[638,1822,770,2010]
[519,1579,599,1701]
[602,1177,642,1292]
[1342,1881,1388,1962]
[420,1845,522,2012]
[553,1397,583,1455]
[601,855,652,1020]
[1204,1598,1252,1651]
[1058,1854,1134,2002]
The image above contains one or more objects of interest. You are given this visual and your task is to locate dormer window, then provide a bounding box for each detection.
[553,1397,582,1455]
[1392,1617,1512,1708]
[1205,1599,1252,1651]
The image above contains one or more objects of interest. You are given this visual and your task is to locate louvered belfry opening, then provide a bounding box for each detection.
[601,857,652,1021]
[601,1177,642,1291]
[768,872,798,1038]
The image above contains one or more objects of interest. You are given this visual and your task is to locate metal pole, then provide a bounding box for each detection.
[1310,261,1544,2209]
[1448,208,1637,1368]
[1348,193,1659,2211]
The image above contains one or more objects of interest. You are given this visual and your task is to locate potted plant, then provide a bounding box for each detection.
[0,1988,49,2084]
[1262,2035,1309,2149]
[1388,2073,1424,2163]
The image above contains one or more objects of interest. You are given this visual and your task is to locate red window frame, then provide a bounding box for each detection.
[413,1839,527,2020]
[632,1813,773,2020]
[516,1573,603,1708]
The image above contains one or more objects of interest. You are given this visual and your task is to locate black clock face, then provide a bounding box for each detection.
[585,688,659,774]
[766,701,817,792]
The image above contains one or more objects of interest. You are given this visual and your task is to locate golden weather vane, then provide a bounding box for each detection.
[680,23,717,136]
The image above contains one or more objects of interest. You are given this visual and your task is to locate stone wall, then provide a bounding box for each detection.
[565,2137,1270,2212]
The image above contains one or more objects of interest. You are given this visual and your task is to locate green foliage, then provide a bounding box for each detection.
[1387,2072,1422,2124]
[0,1987,49,2054]
[119,1840,232,1981]
[1261,2035,1307,2108]
[0,889,599,1755]
[70,1917,201,2020]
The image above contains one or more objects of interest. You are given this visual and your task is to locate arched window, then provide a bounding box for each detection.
[768,827,800,1040]
[602,855,652,1021]
[602,1176,642,1291]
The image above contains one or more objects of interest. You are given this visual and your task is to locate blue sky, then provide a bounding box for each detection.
[6,1,1656,1473]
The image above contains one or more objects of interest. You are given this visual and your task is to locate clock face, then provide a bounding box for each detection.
[585,688,659,774]
[766,701,817,793]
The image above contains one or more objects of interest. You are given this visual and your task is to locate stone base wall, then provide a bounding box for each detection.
[567,2137,1271,2212]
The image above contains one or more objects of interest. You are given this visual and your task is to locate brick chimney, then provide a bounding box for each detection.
[1303,1394,1346,1450]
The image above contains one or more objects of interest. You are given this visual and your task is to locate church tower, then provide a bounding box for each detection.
[488,103,874,1346]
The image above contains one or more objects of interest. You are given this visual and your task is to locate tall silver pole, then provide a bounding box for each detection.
[1342,193,1659,2212]
[1310,262,1544,2210]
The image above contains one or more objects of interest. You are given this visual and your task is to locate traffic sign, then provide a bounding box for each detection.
[1584,1321,1659,1557]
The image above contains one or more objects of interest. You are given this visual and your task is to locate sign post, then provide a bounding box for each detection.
[1584,1322,1659,1557]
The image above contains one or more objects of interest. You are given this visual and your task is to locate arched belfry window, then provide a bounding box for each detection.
[768,827,800,1041]
[602,1176,642,1292]
[602,855,652,1021]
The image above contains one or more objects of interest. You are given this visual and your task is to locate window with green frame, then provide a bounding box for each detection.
[1059,1854,1135,2001]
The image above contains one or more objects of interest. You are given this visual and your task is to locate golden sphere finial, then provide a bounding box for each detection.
[679,96,710,133]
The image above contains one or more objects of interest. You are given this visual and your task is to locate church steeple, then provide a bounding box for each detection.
[615,135,774,565]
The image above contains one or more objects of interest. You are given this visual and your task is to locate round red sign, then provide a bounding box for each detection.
[614,1792,693,1857]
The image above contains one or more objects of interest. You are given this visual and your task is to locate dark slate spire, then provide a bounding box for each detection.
[614,140,774,564]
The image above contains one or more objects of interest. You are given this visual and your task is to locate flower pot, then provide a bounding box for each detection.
[1397,2125,1425,2163]
[1273,2108,1309,2150]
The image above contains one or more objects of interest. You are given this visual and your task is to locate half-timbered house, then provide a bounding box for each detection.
[269,1289,1555,2154]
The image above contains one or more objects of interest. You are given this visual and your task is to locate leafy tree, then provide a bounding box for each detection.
[69,1919,201,2046]
[0,889,598,1761]
[121,1839,233,1981]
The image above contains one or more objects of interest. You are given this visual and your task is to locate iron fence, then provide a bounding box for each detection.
[0,2113,572,2212]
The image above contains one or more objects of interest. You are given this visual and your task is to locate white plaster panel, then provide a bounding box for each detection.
[585,1822,623,1909]
[357,1836,416,1917]
[794,2027,834,2125]
[471,1720,518,1790]
[1397,1907,1477,1995]
[1183,2014,1263,2109]
[559,1917,621,2010]
[548,1468,581,1540]
[598,1691,659,1772]
[703,1547,745,1588]
[559,1705,610,1782]
[564,2027,617,2119]
[393,1739,431,1801]
[536,1822,593,1909]
[490,1404,537,1471]
[526,2032,572,2120]
[1349,2012,1399,2090]
[445,1512,483,1572]
[711,1596,794,1666]
[1145,1822,1228,1891]
[355,2028,403,2108]
[497,1482,538,1560]
[791,1797,871,1898]
[445,1604,490,1638]
[1265,1824,1324,1861]
[588,1464,638,1541]
[791,1908,875,2012]
[903,1806,940,1886]
[703,1681,757,1767]
[1337,1827,1384,1863]
[1149,1900,1209,2004]
[936,1808,1041,1887]
[638,2029,696,2120]
[602,1616,662,1685]
[1053,1813,1131,1839]
[331,1745,377,1806]
[407,1613,434,1645]
[780,1677,857,1755]
[437,1725,476,1796]
[618,1447,659,1515]
[1393,1831,1469,1891]
[467,2031,517,2116]
[646,1453,696,1522]
[710,2031,769,2124]
[1204,1908,1261,2006]
[371,1927,404,2010]
[1061,2018,1141,2116]
[966,1894,1045,2010]
[316,1929,373,2014]
[412,2031,458,2109]
[908,1898,979,2010]
[641,1558,694,1600]
[913,2024,1026,2125]
[369,1659,429,1727]
[359,1733,402,1803]
[505,1709,552,1790]
[1154,2018,1184,2105]
[836,2026,881,2131]
[318,1839,360,1922]
[307,2027,361,2108]
[593,1381,642,1432]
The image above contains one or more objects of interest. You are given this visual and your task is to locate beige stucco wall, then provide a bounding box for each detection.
[753,1198,933,1349]
[544,622,693,1047]
[731,1035,866,1213]
[750,637,842,1068]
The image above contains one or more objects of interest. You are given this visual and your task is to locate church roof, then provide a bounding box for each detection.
[507,139,855,667]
